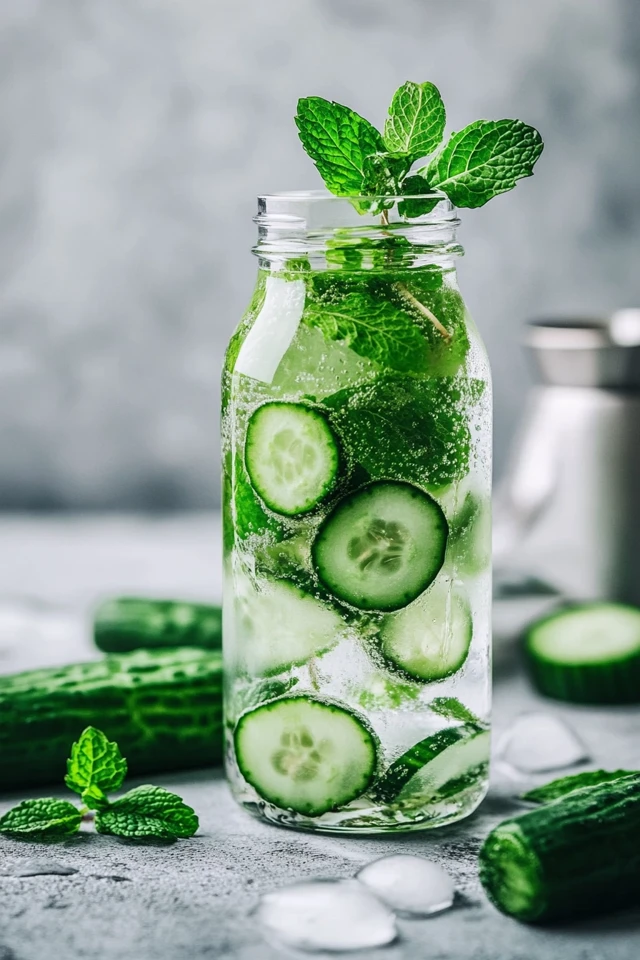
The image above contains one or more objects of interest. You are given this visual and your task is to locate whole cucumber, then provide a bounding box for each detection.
[479,774,640,922]
[0,648,223,790]
[94,597,222,653]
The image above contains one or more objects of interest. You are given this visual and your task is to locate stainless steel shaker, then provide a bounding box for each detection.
[494,312,640,605]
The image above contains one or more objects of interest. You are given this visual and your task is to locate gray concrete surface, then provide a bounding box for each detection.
[1,514,640,959]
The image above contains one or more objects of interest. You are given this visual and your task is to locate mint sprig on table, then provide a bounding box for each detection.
[296,80,543,214]
[0,727,198,843]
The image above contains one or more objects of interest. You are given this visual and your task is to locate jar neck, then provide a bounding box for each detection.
[252,191,464,274]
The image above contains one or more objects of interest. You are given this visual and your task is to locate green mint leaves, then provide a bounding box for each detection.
[296,82,543,213]
[425,119,544,208]
[429,697,481,725]
[65,726,127,807]
[0,727,199,844]
[0,798,82,841]
[383,81,446,160]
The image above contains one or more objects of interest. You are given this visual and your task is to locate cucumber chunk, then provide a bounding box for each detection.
[234,696,378,816]
[312,481,448,612]
[232,575,344,676]
[372,723,489,804]
[525,603,640,704]
[379,580,473,681]
[245,402,340,516]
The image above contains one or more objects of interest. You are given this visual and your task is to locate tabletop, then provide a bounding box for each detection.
[0,513,638,960]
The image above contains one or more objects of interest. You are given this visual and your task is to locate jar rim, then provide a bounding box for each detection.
[258,188,451,205]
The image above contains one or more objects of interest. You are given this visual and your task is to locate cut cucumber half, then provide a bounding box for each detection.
[235,696,378,816]
[312,481,448,612]
[245,402,340,516]
[232,575,344,676]
[379,579,473,681]
[525,603,640,704]
[372,723,490,804]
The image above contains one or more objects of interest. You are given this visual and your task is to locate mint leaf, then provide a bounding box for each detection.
[0,798,81,841]
[65,726,127,806]
[358,676,420,711]
[303,282,429,375]
[384,81,446,159]
[430,697,481,725]
[95,785,199,841]
[522,770,637,805]
[398,174,440,219]
[295,97,384,204]
[362,152,411,200]
[425,119,543,208]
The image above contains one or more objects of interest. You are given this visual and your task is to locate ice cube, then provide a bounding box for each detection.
[356,855,455,917]
[497,712,589,773]
[255,878,397,952]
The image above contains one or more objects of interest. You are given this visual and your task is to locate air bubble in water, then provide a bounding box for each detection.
[356,854,455,917]
[255,878,397,952]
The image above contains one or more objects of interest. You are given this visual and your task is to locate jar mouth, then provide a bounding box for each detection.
[256,189,457,228]
[258,188,451,205]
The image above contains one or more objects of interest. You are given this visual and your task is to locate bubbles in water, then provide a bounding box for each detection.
[497,712,589,773]
[356,854,455,917]
[255,878,397,952]
[1,859,78,877]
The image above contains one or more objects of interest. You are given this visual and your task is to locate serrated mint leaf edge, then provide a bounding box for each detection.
[0,798,82,839]
[65,726,128,798]
[383,81,446,158]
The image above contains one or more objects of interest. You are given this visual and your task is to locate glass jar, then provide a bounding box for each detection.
[222,191,491,834]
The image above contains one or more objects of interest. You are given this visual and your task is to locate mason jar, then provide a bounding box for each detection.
[222,191,491,834]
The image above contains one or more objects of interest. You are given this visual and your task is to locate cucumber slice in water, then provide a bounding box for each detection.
[379,580,473,681]
[233,575,344,676]
[245,402,340,516]
[235,696,378,816]
[372,723,490,804]
[525,603,640,704]
[312,481,448,612]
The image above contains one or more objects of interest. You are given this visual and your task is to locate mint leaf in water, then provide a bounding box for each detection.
[296,98,384,204]
[425,119,544,208]
[95,785,199,841]
[0,798,82,841]
[522,770,637,805]
[397,174,440,219]
[384,81,446,159]
[430,697,481,725]
[65,726,127,807]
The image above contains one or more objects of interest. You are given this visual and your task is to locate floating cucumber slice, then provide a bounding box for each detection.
[379,580,473,681]
[447,491,491,576]
[312,481,448,612]
[372,723,490,804]
[232,575,344,676]
[235,696,378,816]
[525,603,640,704]
[245,402,340,516]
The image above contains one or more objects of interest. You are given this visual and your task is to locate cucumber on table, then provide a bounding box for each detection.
[94,597,222,653]
[234,696,377,816]
[525,603,640,704]
[245,402,340,516]
[312,481,448,612]
[479,774,640,922]
[379,580,473,681]
[0,648,223,790]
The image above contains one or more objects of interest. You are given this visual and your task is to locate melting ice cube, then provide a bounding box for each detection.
[255,878,397,952]
[497,712,589,773]
[356,854,455,917]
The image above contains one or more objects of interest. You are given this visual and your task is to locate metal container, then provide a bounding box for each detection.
[494,312,640,605]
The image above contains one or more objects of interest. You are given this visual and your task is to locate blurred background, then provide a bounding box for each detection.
[1,0,638,511]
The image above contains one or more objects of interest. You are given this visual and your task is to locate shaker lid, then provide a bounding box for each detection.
[524,311,640,388]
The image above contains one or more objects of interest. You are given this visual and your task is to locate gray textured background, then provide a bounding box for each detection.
[1,0,638,509]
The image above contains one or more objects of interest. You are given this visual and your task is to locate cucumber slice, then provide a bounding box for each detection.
[232,575,344,676]
[379,580,473,681]
[312,481,448,612]
[234,696,378,816]
[525,603,640,704]
[245,402,340,516]
[372,723,490,804]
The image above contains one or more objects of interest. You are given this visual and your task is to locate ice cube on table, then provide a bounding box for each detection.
[356,855,455,917]
[497,712,589,773]
[255,878,397,952]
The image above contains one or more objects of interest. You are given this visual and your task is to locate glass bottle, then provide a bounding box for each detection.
[222,191,491,833]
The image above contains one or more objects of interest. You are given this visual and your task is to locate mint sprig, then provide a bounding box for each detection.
[0,727,198,844]
[383,81,446,160]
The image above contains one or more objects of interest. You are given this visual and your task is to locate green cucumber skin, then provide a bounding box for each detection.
[479,775,640,923]
[94,597,222,653]
[0,648,223,790]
